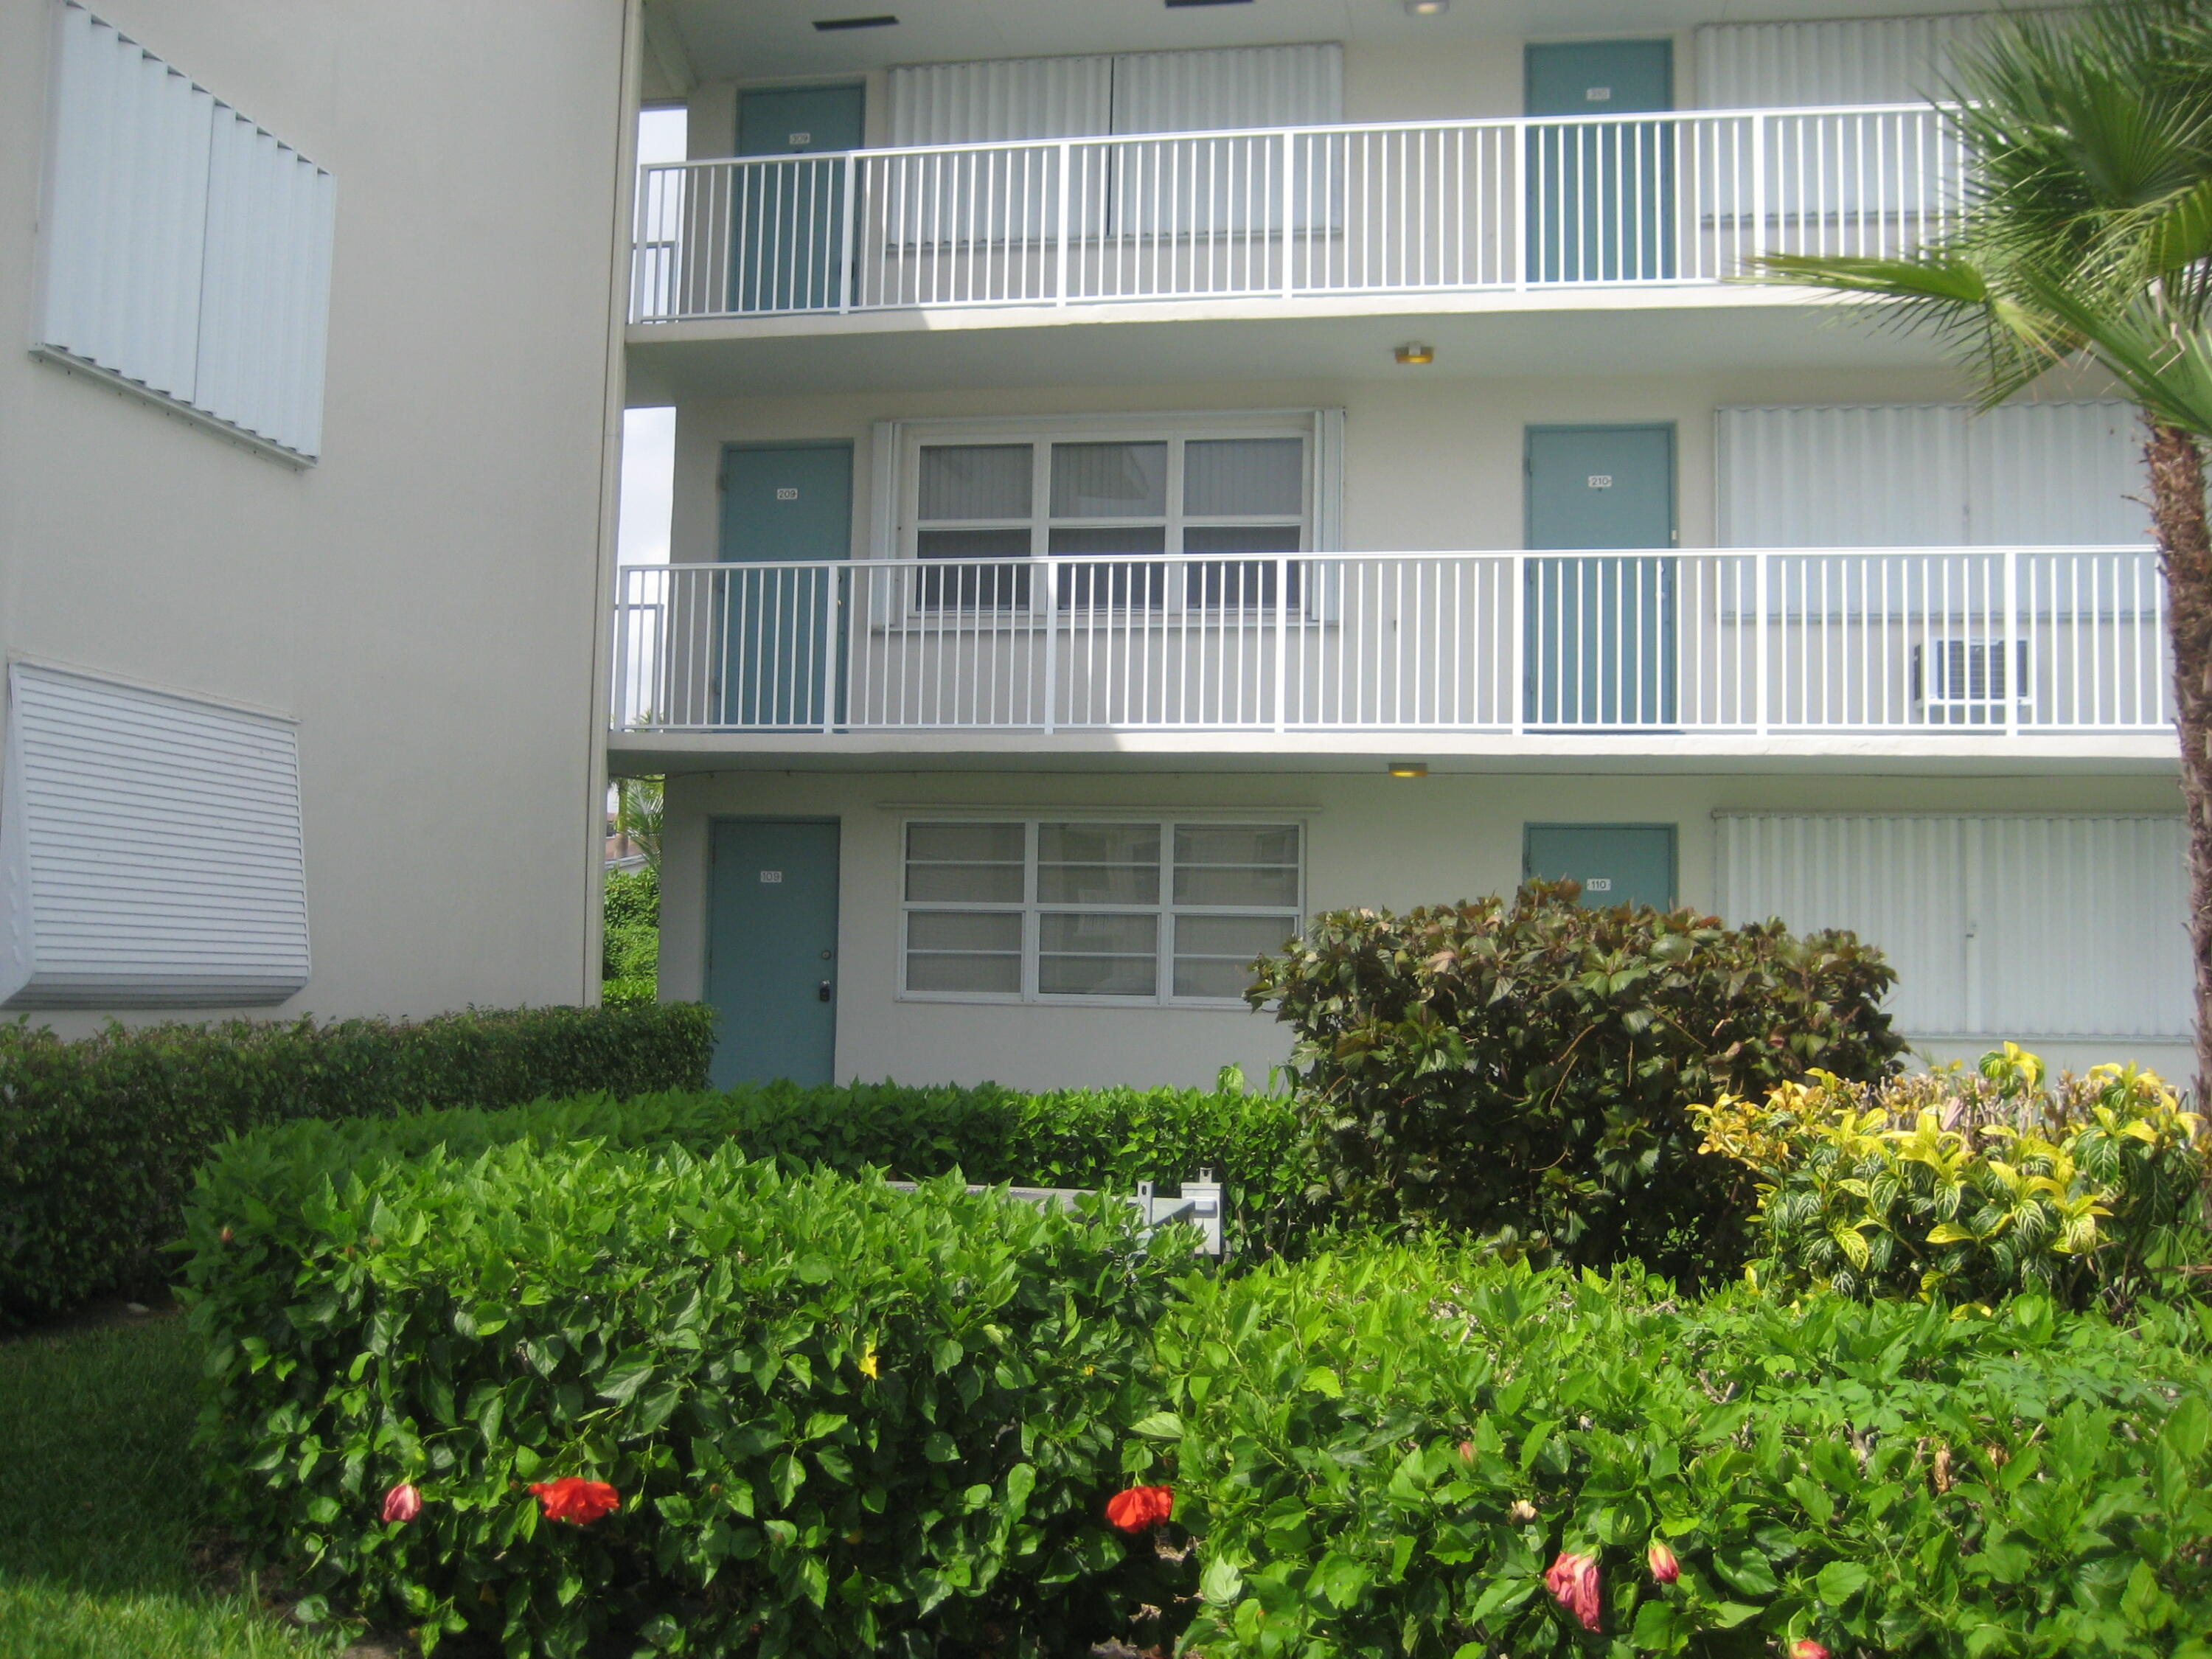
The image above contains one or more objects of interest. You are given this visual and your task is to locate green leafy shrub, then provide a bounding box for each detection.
[602,866,660,1009]
[0,1003,714,1320]
[1246,883,1906,1283]
[190,1074,1310,1257]
[1691,1045,2208,1309]
[184,1127,1193,1658]
[1145,1245,2212,1659]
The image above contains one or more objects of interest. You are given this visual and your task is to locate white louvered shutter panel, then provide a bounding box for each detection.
[34,3,335,460]
[1716,813,1972,1035]
[887,56,1113,144]
[1714,813,2188,1041]
[193,107,337,456]
[1966,402,2149,545]
[0,666,310,1008]
[1110,42,1342,134]
[1693,14,1999,108]
[1717,403,2148,548]
[1717,406,1966,546]
[38,4,215,401]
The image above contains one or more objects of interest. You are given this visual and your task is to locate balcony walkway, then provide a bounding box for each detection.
[630,104,1961,327]
[609,547,2173,766]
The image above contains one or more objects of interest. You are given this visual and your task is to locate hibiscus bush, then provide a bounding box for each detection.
[183,1121,1197,1657]
[1139,1245,2212,1659]
[1692,1046,2208,1310]
[1246,884,1905,1283]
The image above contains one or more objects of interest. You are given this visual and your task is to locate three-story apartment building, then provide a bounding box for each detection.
[614,0,2191,1091]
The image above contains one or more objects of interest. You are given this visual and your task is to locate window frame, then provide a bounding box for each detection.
[897,814,1306,1008]
[899,415,1317,618]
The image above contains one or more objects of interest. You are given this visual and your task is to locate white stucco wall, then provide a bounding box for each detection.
[0,0,631,1025]
[658,767,2190,1093]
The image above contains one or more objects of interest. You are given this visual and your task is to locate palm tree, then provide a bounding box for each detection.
[614,775,663,869]
[1757,0,2212,1098]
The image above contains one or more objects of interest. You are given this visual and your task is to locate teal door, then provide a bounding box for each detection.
[717,443,850,728]
[1526,425,1677,728]
[1525,824,1677,911]
[1526,41,1674,282]
[734,84,865,313]
[707,820,840,1087]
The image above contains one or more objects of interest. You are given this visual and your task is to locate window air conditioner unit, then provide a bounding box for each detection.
[1914,637,2031,726]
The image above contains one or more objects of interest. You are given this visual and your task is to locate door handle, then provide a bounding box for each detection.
[818,979,833,1003]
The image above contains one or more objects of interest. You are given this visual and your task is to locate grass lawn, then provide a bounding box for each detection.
[0,1314,349,1659]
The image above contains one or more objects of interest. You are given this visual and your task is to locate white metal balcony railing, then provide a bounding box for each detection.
[611,547,2171,740]
[630,104,1964,321]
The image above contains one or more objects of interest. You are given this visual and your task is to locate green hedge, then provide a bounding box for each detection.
[192,1077,1309,1257]
[1249,885,1906,1284]
[1147,1246,2212,1658]
[601,866,659,1010]
[0,1004,714,1320]
[184,1129,1194,1658]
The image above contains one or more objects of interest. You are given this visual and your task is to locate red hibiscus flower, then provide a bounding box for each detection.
[529,1477,621,1525]
[1545,1551,1601,1632]
[1789,1643,1831,1659]
[1105,1485,1174,1534]
[1646,1539,1679,1585]
[380,1482,422,1524]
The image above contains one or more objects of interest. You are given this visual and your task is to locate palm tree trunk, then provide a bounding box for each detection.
[2146,422,2212,1102]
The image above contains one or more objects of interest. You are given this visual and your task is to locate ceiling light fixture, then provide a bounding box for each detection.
[1388,761,1429,779]
[1404,0,1451,14]
[813,13,899,30]
[1395,342,1435,366]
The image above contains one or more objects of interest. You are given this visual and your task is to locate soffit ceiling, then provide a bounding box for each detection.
[652,0,2003,85]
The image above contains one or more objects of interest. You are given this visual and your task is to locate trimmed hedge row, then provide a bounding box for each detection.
[1149,1246,2212,1658]
[194,1077,1310,1256]
[185,1128,1194,1658]
[0,1004,714,1319]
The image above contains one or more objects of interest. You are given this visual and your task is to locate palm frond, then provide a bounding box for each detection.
[2024,276,2212,439]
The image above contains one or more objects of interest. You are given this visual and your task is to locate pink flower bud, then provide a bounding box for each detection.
[380,1481,422,1524]
[1646,1539,1679,1584]
[1544,1551,1601,1632]
[1790,1642,1831,1659]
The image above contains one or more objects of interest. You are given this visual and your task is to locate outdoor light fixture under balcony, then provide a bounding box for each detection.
[1404,0,1450,14]
[1388,762,1429,779]
[1395,343,1435,365]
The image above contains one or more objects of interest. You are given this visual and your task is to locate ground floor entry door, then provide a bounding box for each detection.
[706,819,840,1088]
[1525,423,1677,728]
[717,442,852,728]
[1525,823,1677,911]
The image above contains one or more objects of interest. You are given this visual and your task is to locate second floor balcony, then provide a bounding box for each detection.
[608,545,2174,764]
[630,102,1961,330]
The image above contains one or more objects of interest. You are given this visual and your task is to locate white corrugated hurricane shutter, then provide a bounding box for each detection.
[1110,43,1343,135]
[1714,812,2189,1042]
[1693,13,2001,108]
[888,56,1113,145]
[1716,403,2149,546]
[34,3,335,461]
[887,44,1342,143]
[0,666,310,1008]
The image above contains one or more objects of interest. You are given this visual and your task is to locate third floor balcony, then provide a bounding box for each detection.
[630,103,1956,330]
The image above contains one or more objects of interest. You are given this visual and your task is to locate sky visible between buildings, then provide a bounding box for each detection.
[617,107,689,566]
